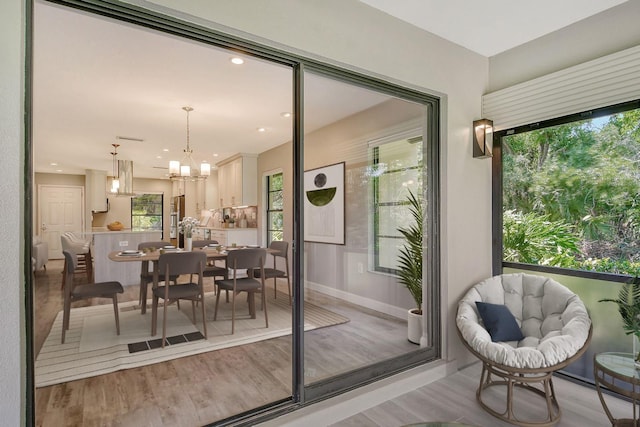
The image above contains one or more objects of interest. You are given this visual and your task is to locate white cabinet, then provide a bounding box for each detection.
[217,154,257,207]
[86,169,108,212]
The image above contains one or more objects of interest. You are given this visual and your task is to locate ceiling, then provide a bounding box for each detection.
[359,0,628,56]
[34,1,628,180]
[33,1,390,180]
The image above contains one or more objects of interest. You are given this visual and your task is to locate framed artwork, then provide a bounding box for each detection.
[304,162,345,245]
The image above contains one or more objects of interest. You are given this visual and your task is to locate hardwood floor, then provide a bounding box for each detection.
[34,260,415,426]
[331,363,630,427]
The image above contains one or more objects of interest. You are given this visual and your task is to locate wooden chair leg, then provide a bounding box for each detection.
[214,291,221,320]
[161,298,168,348]
[112,295,120,335]
[151,294,158,336]
[200,294,207,339]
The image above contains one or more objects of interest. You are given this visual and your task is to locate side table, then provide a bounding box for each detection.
[594,352,640,426]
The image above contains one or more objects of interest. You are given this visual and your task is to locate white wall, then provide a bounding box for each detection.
[489,0,640,92]
[1,0,26,424]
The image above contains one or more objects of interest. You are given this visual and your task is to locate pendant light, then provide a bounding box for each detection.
[108,142,135,196]
[169,106,210,181]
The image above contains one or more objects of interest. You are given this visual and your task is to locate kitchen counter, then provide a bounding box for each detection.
[91,228,160,234]
[92,230,162,285]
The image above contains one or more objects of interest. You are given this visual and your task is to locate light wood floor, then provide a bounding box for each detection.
[33,260,416,426]
[331,363,630,427]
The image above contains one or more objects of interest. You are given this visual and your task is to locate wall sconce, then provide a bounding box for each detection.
[473,119,493,158]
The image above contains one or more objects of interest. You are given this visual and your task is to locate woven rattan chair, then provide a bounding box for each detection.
[456,273,592,427]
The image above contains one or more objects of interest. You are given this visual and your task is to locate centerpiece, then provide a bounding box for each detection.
[178,216,200,251]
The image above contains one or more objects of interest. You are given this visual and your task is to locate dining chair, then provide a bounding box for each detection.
[191,239,229,281]
[61,250,124,344]
[61,233,93,286]
[137,240,177,310]
[214,248,268,334]
[151,251,208,348]
[253,240,291,305]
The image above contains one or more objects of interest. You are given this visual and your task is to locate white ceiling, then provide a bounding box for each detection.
[34,1,628,180]
[33,1,389,180]
[359,0,628,56]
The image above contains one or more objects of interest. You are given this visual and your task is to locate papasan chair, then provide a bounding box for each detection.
[456,273,592,427]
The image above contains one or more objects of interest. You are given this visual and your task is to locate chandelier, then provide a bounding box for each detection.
[169,106,210,181]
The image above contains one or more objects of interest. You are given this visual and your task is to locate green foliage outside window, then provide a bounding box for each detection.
[131,194,163,232]
[503,109,640,276]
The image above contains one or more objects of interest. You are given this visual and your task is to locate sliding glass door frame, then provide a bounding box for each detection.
[26,1,441,425]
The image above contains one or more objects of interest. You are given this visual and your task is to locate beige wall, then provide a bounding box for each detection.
[489,1,640,92]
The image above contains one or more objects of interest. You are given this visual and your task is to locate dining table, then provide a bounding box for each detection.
[108,245,270,314]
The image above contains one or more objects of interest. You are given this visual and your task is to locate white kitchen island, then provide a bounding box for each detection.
[92,229,162,286]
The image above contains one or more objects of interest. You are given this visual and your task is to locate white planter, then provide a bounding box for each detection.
[408,308,422,344]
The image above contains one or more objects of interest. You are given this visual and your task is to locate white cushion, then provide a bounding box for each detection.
[456,273,591,369]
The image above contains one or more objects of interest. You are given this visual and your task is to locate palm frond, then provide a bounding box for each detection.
[397,190,423,310]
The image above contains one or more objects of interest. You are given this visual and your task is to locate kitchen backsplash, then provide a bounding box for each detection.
[202,206,257,228]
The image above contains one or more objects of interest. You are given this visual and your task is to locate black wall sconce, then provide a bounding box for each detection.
[473,119,493,158]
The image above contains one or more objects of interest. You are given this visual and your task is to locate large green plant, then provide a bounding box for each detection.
[599,278,640,362]
[397,190,423,314]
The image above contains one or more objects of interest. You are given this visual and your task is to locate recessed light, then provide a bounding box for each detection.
[156,155,162,159]
[55,169,63,173]
[163,148,169,152]
[50,162,58,166]
[280,112,291,118]
[213,153,219,157]
[230,57,244,65]
[257,127,266,132]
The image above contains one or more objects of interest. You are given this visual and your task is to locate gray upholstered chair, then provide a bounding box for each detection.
[214,248,268,334]
[456,273,592,427]
[61,250,123,344]
[151,251,208,348]
[137,240,176,311]
[192,239,229,281]
[253,240,291,305]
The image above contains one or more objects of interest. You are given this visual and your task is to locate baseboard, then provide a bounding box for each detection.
[256,359,456,427]
[305,281,407,320]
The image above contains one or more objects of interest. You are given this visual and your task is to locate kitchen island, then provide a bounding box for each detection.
[92,229,162,285]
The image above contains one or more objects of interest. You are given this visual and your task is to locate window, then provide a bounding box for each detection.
[371,135,423,273]
[266,172,283,245]
[500,103,640,276]
[131,193,163,233]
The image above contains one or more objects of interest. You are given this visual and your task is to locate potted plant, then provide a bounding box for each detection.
[397,190,423,344]
[599,277,640,365]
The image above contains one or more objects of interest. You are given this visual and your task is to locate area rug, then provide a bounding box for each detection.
[35,290,349,387]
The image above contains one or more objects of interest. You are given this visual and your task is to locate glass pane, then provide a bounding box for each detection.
[269,190,284,210]
[303,70,433,391]
[378,236,404,270]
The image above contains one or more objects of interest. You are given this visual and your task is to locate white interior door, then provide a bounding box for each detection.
[38,185,85,259]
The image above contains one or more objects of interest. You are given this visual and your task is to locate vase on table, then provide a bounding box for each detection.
[185,236,193,252]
